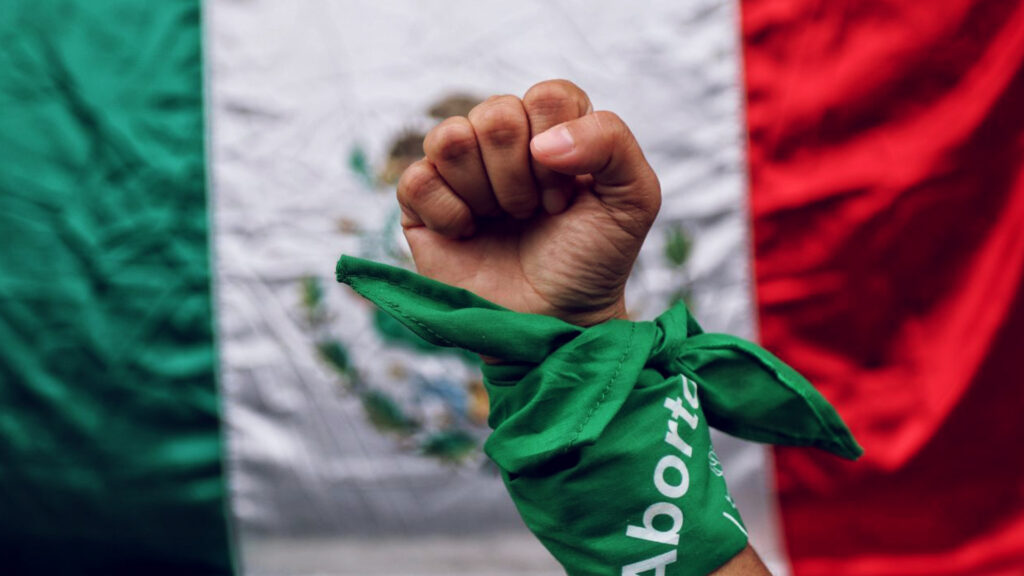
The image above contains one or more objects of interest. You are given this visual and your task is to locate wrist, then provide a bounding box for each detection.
[555,295,629,328]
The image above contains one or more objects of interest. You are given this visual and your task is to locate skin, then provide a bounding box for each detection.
[397,79,771,575]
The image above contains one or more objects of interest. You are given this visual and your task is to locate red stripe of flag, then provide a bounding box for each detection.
[742,0,1024,574]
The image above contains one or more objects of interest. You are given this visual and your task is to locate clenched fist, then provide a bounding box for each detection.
[398,80,661,327]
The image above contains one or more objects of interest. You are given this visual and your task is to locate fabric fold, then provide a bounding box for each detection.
[673,334,863,460]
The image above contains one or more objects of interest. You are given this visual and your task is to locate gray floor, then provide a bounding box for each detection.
[242,533,565,576]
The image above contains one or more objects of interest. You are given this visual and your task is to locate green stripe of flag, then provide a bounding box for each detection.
[0,1,233,573]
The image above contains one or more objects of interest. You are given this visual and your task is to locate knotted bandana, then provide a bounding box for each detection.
[337,255,861,576]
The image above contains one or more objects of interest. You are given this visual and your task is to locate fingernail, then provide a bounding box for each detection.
[532,126,575,157]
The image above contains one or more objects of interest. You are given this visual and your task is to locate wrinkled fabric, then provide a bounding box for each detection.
[744,1,1024,573]
[0,1,232,573]
[338,255,860,576]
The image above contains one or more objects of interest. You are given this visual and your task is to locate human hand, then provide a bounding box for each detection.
[397,80,661,326]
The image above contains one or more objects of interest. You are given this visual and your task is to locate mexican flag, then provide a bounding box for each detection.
[2,1,1021,575]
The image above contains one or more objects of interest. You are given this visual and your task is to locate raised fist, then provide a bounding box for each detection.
[398,80,661,326]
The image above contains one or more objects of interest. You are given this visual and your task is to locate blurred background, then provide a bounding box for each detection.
[2,1,1021,575]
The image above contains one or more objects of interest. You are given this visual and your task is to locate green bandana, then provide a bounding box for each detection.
[337,256,861,576]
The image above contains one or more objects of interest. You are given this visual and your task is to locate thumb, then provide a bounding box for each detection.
[530,111,661,229]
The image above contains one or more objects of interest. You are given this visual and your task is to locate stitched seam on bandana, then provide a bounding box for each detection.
[567,322,635,451]
[346,274,456,347]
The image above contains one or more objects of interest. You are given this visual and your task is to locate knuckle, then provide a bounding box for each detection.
[591,110,633,149]
[523,79,585,118]
[469,96,527,147]
[592,110,626,132]
[397,161,438,204]
[482,93,518,107]
[424,118,477,163]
